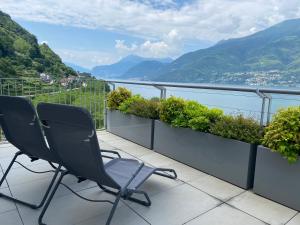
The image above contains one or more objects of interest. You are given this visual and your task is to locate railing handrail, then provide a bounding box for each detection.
[105,79,300,95]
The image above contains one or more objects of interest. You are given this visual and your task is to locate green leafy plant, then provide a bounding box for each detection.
[119,95,160,119]
[210,115,261,144]
[189,108,223,132]
[159,96,186,125]
[107,87,132,110]
[172,100,207,128]
[262,107,300,163]
[159,97,223,131]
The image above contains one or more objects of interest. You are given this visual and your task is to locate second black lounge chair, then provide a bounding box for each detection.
[37,103,177,225]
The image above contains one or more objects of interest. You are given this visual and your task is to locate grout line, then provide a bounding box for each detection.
[224,189,248,203]
[182,202,225,224]
[183,182,223,203]
[225,203,270,225]
[121,200,151,225]
[284,212,299,225]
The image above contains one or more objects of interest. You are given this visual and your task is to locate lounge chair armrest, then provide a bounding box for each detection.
[122,162,144,193]
[100,149,121,158]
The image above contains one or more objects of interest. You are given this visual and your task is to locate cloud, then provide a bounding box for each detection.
[55,49,116,68]
[115,29,181,58]
[1,0,300,65]
[115,40,138,52]
[40,40,48,45]
[1,0,300,42]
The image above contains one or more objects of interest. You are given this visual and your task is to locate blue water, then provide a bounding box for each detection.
[114,83,300,122]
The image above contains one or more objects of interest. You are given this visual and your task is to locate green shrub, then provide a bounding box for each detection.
[119,95,160,119]
[209,115,261,144]
[159,97,223,131]
[172,100,208,128]
[262,107,300,163]
[107,87,132,110]
[159,96,186,125]
[189,108,223,132]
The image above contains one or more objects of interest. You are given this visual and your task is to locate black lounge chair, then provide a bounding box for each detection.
[0,96,61,209]
[37,103,177,225]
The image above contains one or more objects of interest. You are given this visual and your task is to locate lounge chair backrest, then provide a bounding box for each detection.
[0,96,53,160]
[37,103,119,189]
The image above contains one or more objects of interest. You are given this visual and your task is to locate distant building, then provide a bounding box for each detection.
[40,73,53,84]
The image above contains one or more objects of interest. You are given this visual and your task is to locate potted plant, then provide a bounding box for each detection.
[106,87,159,149]
[253,106,300,210]
[154,96,261,189]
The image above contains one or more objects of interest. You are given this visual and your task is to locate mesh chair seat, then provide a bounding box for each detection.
[105,158,155,190]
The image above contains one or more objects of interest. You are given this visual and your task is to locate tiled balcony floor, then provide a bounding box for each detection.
[0,130,299,225]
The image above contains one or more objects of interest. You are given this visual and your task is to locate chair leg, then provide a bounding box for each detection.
[154,168,177,179]
[0,152,61,209]
[98,184,151,207]
[0,152,21,186]
[125,190,151,206]
[38,171,66,225]
[106,192,122,225]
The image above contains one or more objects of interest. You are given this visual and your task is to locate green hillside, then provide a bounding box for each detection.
[0,11,75,79]
[156,19,300,84]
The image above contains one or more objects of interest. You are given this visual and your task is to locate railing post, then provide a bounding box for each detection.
[265,94,272,125]
[256,90,272,127]
[154,85,167,99]
[107,82,116,91]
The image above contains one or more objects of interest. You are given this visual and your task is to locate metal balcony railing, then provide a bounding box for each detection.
[0,77,107,141]
[105,79,300,126]
[1,77,300,142]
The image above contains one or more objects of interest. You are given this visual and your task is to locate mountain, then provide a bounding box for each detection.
[155,18,300,84]
[91,55,172,78]
[0,11,76,79]
[65,62,90,73]
[122,60,169,80]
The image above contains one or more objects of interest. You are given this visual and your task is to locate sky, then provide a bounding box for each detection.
[1,0,300,69]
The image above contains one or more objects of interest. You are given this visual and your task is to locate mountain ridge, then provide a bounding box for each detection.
[154,18,300,84]
[91,54,172,78]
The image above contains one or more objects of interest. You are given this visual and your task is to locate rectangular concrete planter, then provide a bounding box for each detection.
[153,121,257,189]
[253,146,300,211]
[106,110,154,149]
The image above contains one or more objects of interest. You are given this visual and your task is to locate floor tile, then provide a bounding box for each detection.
[74,204,149,225]
[185,204,266,225]
[286,213,300,225]
[131,184,221,225]
[0,188,16,214]
[5,163,54,186]
[0,144,18,159]
[0,210,23,225]
[98,132,123,142]
[111,141,152,157]
[228,191,297,225]
[166,161,207,182]
[188,174,244,201]
[0,153,46,171]
[99,141,118,151]
[139,152,178,167]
